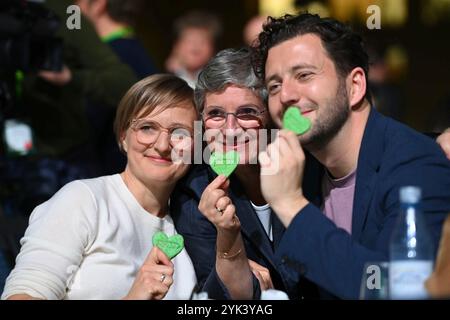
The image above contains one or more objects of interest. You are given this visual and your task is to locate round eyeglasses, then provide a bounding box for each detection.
[202,106,266,129]
[130,118,193,147]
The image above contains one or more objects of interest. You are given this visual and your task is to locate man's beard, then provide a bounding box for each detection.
[300,78,350,151]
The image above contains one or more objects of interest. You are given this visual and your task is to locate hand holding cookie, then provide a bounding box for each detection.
[198,175,240,233]
[124,246,174,300]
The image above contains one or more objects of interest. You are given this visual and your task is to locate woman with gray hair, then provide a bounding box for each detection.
[171,47,292,300]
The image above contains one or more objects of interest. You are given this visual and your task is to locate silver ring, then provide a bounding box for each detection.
[215,207,224,214]
[160,273,166,283]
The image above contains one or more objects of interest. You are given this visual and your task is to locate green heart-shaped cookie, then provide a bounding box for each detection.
[283,106,311,135]
[152,231,184,259]
[209,151,240,177]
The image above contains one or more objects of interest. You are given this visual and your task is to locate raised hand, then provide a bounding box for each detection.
[38,65,72,86]
[248,259,274,291]
[199,175,253,299]
[198,175,240,233]
[124,246,174,300]
[258,130,309,227]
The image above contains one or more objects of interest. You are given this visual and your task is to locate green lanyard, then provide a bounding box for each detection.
[101,26,134,43]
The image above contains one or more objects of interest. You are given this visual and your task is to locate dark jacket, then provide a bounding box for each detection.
[275,108,450,299]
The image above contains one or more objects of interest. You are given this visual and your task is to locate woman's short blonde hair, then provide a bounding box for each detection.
[114,74,196,152]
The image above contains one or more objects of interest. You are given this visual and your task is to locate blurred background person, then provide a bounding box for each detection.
[75,0,158,78]
[165,10,221,88]
[75,0,159,176]
[242,15,267,47]
[7,0,137,201]
[367,44,405,122]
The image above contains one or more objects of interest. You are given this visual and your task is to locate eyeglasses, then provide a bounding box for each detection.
[202,106,266,129]
[130,118,193,147]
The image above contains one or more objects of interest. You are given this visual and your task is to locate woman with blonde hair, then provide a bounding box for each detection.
[2,74,198,300]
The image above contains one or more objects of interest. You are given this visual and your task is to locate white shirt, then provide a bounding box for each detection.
[1,174,197,300]
[250,202,273,241]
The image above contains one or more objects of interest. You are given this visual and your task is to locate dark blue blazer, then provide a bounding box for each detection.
[275,108,450,299]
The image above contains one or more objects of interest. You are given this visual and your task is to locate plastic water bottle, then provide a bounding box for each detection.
[389,186,434,299]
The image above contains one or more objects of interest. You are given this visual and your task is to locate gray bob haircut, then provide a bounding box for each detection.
[194,47,267,113]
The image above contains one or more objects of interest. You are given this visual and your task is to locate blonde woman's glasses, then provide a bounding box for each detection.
[130,119,193,147]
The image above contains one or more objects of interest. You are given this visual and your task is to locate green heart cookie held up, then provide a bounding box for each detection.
[209,150,240,177]
[283,106,311,135]
[152,231,184,259]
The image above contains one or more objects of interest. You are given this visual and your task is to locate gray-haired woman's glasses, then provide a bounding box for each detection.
[202,106,266,129]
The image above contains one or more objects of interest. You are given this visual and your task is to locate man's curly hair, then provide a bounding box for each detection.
[252,13,372,103]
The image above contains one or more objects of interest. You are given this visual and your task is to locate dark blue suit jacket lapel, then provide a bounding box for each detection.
[351,108,385,240]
